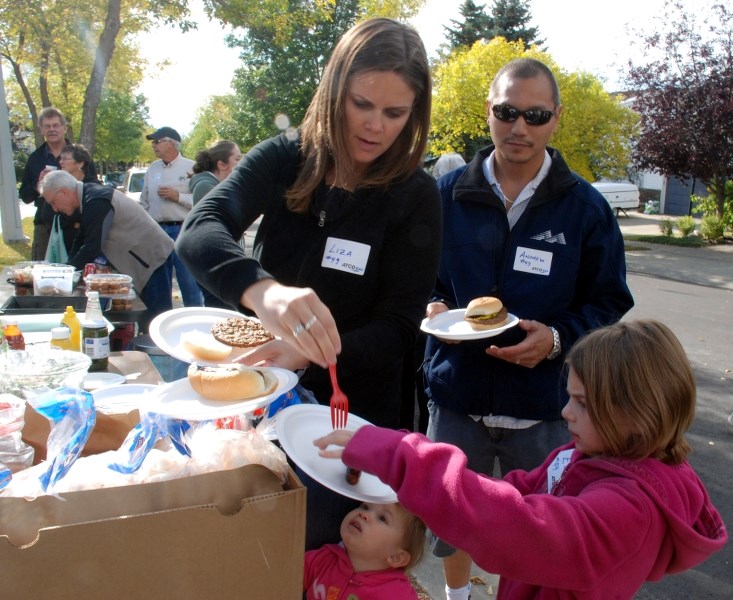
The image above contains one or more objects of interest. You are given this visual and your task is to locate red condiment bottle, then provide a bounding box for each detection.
[3,319,25,350]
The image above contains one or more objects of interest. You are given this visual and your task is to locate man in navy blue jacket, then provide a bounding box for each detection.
[423,58,634,600]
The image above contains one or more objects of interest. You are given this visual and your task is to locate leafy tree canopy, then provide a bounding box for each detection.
[623,0,732,216]
[188,0,425,155]
[430,37,637,182]
[0,0,192,155]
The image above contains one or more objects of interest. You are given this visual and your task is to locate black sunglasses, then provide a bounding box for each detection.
[491,104,555,126]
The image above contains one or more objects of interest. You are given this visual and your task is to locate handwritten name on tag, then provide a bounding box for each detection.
[547,448,573,493]
[513,246,552,276]
[321,237,370,276]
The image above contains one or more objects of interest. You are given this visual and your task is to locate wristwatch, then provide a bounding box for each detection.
[546,327,562,360]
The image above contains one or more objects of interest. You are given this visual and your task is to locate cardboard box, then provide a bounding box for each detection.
[0,464,305,599]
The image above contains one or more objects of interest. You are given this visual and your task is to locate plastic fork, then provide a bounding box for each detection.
[328,364,349,429]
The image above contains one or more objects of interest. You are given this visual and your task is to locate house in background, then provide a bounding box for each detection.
[621,96,710,216]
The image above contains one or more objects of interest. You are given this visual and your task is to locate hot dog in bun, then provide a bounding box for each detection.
[464,296,509,331]
[187,363,277,401]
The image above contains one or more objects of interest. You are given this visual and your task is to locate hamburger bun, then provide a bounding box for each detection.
[180,330,233,362]
[464,296,509,331]
[187,363,277,402]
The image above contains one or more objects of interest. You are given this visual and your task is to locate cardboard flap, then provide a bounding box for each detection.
[0,463,285,548]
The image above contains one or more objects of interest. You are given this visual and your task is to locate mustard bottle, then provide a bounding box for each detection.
[50,326,73,350]
[61,306,82,351]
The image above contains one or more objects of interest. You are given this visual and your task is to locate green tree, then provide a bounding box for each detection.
[204,0,426,151]
[94,89,149,171]
[487,0,543,47]
[444,1,493,51]
[0,0,193,153]
[624,1,732,217]
[430,38,637,182]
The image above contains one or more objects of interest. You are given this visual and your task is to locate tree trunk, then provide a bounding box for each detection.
[6,56,40,147]
[79,0,122,155]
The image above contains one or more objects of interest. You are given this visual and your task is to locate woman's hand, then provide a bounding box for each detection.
[241,279,341,368]
[234,338,310,372]
[313,429,357,459]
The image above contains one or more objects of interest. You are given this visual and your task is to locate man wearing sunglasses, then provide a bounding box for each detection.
[422,58,633,600]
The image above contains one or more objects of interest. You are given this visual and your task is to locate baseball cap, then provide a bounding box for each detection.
[146,126,181,142]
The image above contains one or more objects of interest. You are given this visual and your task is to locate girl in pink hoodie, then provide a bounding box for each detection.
[315,320,727,598]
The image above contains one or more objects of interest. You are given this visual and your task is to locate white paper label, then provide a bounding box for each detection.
[321,237,370,276]
[513,246,552,276]
[547,448,573,493]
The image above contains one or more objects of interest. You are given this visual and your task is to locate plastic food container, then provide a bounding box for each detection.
[32,265,75,297]
[85,273,133,298]
[109,290,136,312]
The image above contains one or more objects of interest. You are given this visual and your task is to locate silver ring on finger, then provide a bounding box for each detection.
[304,315,318,331]
[292,323,306,338]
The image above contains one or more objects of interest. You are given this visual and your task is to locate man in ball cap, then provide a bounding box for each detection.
[139,126,203,306]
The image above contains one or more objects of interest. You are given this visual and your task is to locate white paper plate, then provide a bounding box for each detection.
[420,309,519,341]
[92,383,158,414]
[149,307,266,366]
[82,372,126,391]
[144,367,298,420]
[275,404,397,504]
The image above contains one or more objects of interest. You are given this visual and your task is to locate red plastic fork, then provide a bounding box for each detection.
[328,364,349,429]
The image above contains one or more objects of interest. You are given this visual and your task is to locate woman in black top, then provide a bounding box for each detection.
[177,18,441,547]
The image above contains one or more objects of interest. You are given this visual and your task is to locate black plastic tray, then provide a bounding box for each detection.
[0,295,112,314]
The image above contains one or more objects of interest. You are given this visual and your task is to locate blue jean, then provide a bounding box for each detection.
[426,401,569,557]
[139,255,174,329]
[159,223,203,307]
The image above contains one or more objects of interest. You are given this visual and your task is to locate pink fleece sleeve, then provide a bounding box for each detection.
[342,426,657,590]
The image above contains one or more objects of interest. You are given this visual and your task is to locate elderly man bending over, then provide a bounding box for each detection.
[40,170,175,325]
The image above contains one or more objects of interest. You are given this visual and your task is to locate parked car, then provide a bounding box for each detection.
[591,181,640,217]
[102,172,124,189]
[122,167,147,202]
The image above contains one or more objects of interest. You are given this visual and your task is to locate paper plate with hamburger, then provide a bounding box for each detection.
[421,296,519,341]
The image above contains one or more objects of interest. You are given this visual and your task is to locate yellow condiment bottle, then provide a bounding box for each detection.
[61,306,81,351]
[50,327,73,350]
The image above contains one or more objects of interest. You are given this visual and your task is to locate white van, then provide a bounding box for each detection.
[122,167,147,202]
[591,182,640,217]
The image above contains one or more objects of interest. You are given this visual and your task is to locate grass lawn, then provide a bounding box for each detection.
[0,216,33,268]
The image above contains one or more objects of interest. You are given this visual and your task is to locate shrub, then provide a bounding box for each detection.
[675,215,697,236]
[658,218,675,237]
[700,215,725,242]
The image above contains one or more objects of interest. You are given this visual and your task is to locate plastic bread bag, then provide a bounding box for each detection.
[29,386,96,493]
[185,422,289,484]
[255,384,314,440]
[109,411,191,475]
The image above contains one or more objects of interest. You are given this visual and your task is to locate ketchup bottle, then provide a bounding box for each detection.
[3,319,25,350]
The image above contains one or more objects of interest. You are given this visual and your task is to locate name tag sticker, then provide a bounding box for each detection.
[547,448,573,493]
[322,237,370,276]
[513,246,552,276]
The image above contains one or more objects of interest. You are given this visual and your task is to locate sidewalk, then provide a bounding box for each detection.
[618,212,733,291]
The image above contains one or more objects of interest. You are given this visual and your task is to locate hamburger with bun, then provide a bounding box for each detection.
[464,296,509,331]
[188,363,277,401]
